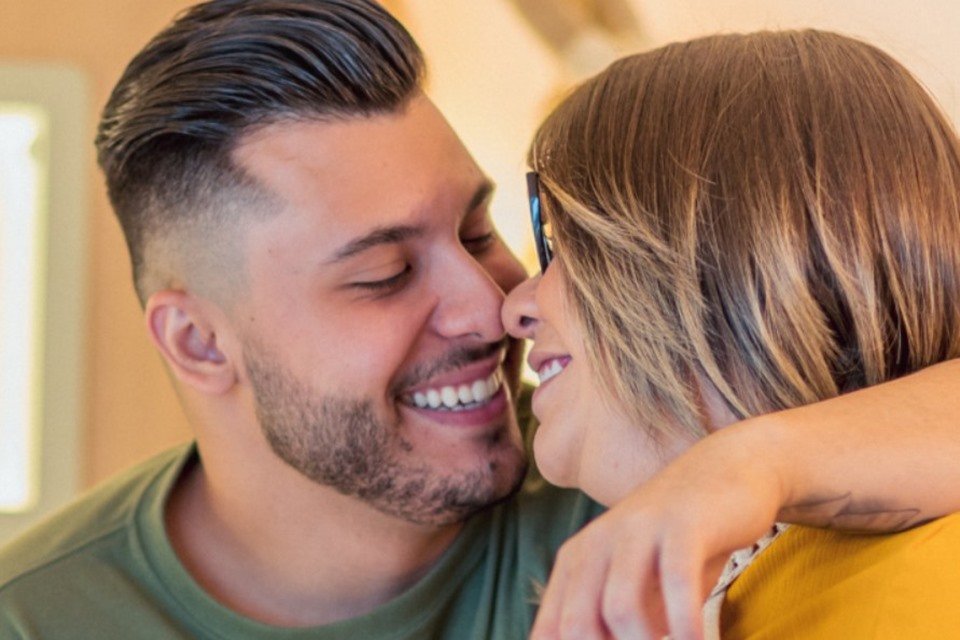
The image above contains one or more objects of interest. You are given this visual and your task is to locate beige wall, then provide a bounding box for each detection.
[635,0,960,125]
[0,0,406,488]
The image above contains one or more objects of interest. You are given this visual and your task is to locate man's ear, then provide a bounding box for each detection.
[145,290,238,395]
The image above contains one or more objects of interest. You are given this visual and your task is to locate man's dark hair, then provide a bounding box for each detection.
[95,0,425,303]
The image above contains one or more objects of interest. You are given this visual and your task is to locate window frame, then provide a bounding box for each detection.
[0,64,88,542]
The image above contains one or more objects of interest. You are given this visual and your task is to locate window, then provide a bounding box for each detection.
[0,106,47,512]
[0,65,87,542]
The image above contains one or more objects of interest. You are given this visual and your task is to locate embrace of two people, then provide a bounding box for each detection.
[2,2,959,639]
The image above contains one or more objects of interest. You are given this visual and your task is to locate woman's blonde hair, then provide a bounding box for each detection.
[531,30,960,438]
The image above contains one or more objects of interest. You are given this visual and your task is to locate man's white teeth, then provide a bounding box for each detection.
[471,379,487,401]
[441,386,459,408]
[408,369,503,411]
[538,359,566,384]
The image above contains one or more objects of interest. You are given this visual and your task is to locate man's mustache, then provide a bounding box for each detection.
[391,339,509,394]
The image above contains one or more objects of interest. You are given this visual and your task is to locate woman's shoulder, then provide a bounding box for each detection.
[721,513,960,638]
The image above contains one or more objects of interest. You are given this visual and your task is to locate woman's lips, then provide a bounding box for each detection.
[528,352,572,385]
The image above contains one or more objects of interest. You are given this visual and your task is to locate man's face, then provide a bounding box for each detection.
[228,95,529,525]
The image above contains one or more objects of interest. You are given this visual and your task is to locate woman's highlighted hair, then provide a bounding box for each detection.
[531,30,960,438]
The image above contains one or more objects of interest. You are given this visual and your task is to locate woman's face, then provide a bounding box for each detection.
[502,259,698,506]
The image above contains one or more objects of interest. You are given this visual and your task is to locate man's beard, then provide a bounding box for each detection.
[243,343,527,526]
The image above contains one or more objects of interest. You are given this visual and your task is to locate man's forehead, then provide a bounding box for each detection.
[231,99,491,238]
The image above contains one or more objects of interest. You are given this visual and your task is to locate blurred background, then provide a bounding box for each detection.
[1,0,958,541]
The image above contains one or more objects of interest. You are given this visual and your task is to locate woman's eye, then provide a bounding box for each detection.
[351,265,412,292]
[462,232,495,254]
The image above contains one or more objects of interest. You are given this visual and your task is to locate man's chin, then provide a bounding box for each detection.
[375,447,529,527]
[463,443,529,519]
[482,453,530,510]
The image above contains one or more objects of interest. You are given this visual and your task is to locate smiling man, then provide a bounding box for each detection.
[227,100,528,526]
[0,1,598,637]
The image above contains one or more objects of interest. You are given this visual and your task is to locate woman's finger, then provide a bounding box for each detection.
[531,539,575,640]
[600,534,661,639]
[658,538,706,640]
[556,547,614,640]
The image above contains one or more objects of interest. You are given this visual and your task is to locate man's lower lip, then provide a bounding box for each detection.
[400,388,509,427]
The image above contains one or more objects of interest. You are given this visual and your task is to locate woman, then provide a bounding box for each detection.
[504,30,960,638]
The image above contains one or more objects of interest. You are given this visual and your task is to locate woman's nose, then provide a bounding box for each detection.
[501,274,541,339]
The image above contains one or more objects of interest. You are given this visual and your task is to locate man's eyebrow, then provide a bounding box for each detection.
[327,224,425,264]
[327,180,492,264]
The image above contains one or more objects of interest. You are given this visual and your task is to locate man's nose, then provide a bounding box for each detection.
[431,256,512,343]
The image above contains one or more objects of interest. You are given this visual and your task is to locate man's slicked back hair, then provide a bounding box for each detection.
[96,0,425,303]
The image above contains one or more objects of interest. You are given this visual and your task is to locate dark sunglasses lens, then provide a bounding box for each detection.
[526,172,550,272]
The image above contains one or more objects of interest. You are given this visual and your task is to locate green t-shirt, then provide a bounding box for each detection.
[0,441,599,638]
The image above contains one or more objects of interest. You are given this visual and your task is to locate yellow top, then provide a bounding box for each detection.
[721,512,960,639]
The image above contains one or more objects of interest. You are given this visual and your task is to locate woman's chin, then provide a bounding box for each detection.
[532,429,579,488]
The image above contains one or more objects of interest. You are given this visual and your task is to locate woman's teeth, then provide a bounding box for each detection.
[407,369,503,411]
[537,359,566,384]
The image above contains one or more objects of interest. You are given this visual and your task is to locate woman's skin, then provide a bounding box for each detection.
[503,267,960,640]
[509,264,702,507]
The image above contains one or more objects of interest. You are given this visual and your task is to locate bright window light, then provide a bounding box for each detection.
[0,66,86,542]
[0,106,47,513]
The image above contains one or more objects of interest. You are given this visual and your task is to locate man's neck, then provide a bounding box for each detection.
[165,448,464,628]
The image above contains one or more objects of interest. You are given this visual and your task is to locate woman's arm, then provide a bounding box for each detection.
[530,359,960,640]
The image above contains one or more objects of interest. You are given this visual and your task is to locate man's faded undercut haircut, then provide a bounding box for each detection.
[530,30,960,439]
[96,0,425,304]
